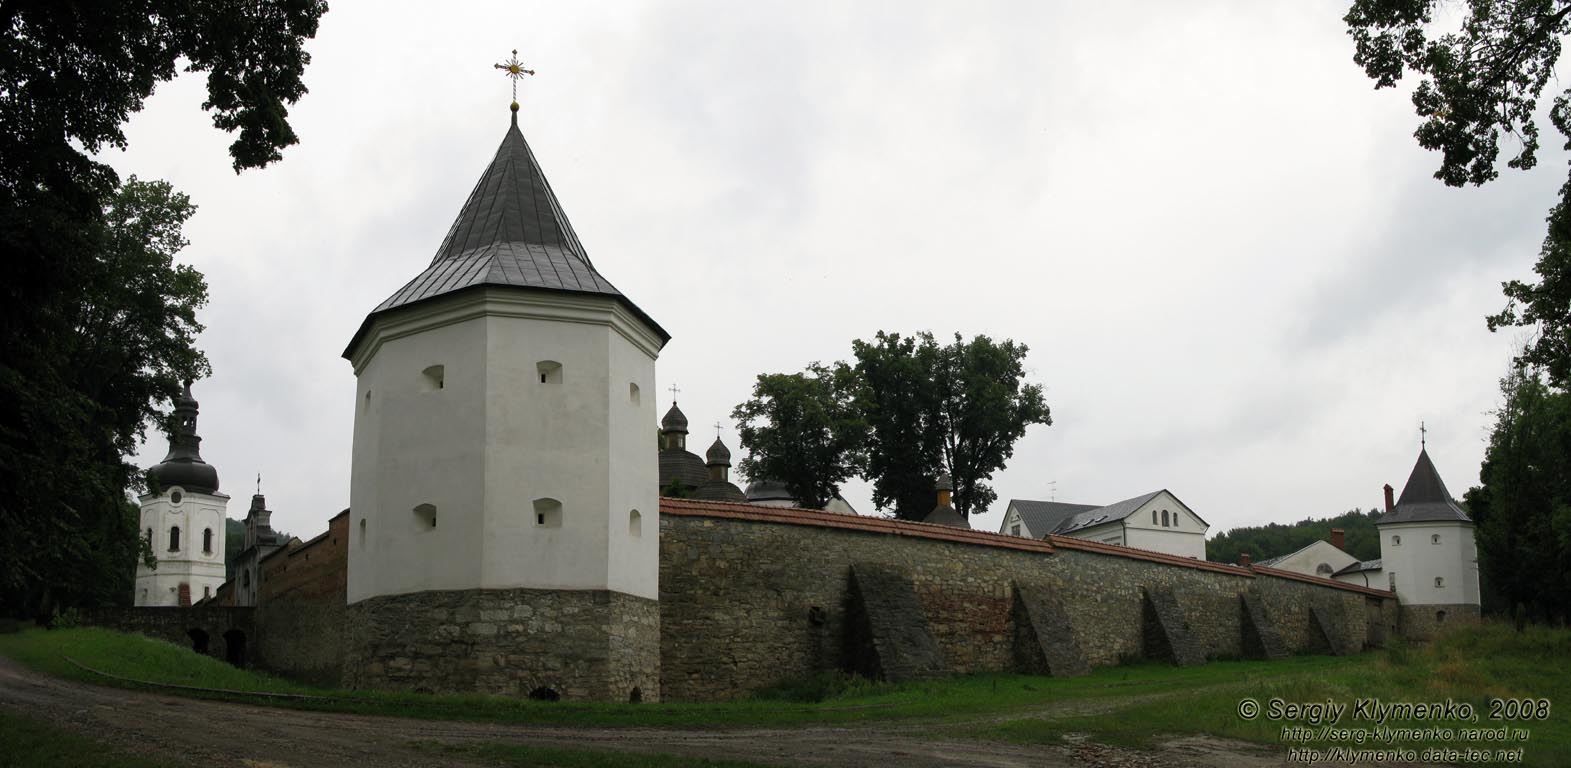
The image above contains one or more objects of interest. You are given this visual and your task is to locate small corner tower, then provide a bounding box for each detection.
[342,78,668,701]
[135,382,229,606]
[1376,443,1481,638]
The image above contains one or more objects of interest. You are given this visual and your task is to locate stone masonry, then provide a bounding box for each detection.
[341,588,658,702]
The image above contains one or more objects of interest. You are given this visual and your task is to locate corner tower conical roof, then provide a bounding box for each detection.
[1378,448,1471,525]
[345,110,668,358]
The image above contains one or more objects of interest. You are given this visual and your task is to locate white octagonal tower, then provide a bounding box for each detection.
[135,383,229,606]
[1377,447,1481,639]
[342,105,668,702]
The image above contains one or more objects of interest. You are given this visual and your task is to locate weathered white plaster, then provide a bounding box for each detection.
[133,486,229,606]
[1378,520,1479,608]
[348,288,661,603]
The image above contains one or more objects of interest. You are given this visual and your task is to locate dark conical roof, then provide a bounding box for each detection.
[147,382,220,495]
[1378,448,1471,524]
[344,111,668,358]
[661,402,689,433]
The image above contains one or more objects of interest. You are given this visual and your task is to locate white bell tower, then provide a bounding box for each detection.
[135,382,229,606]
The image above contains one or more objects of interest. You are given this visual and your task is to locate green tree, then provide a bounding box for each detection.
[929,333,1052,519]
[1345,0,1571,384]
[1206,509,1384,565]
[851,332,944,519]
[0,1,325,618]
[0,178,211,615]
[732,364,866,510]
[1464,368,1571,626]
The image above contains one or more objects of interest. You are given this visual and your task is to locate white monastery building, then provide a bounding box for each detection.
[1000,490,1208,559]
[135,383,229,606]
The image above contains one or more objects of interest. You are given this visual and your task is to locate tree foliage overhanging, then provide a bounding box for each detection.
[1463,368,1571,625]
[732,332,1050,520]
[1345,0,1571,384]
[0,1,327,618]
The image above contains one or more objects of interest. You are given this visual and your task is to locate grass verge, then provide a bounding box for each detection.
[412,741,778,767]
[974,622,1570,767]
[0,709,178,768]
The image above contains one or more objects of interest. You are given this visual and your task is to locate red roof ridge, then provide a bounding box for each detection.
[1249,564,1396,598]
[658,497,1056,554]
[1045,535,1252,577]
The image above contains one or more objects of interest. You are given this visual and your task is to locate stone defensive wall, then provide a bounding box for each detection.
[659,498,1397,702]
[79,605,256,667]
[252,510,350,686]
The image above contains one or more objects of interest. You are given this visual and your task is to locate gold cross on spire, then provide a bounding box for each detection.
[494,49,535,112]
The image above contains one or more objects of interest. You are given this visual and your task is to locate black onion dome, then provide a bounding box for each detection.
[661,402,689,433]
[147,382,220,495]
[745,477,794,503]
[706,436,731,466]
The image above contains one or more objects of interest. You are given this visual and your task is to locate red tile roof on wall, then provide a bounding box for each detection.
[658,497,1057,555]
[1249,564,1395,599]
[659,498,1396,600]
[1045,535,1254,577]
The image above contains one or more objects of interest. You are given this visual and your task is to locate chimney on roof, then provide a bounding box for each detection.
[1330,528,1345,551]
[1238,553,1251,567]
[1383,483,1394,513]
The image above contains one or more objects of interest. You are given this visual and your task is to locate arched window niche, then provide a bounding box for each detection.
[629,382,641,404]
[537,360,562,385]
[169,526,181,552]
[629,509,642,538]
[413,503,437,530]
[421,365,445,392]
[533,498,563,528]
[203,528,214,554]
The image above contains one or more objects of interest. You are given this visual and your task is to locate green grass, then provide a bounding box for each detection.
[0,710,178,768]
[4,622,1567,766]
[976,622,1571,767]
[414,741,777,767]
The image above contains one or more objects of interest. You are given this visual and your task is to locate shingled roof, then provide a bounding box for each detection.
[1377,449,1471,525]
[345,110,667,358]
[1007,500,1099,537]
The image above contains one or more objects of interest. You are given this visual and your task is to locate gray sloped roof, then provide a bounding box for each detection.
[1334,558,1382,576]
[345,112,667,359]
[1057,490,1166,534]
[1377,449,1471,524]
[1006,500,1099,537]
[923,503,971,529]
[693,479,748,503]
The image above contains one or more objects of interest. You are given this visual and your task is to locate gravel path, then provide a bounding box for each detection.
[0,656,1364,767]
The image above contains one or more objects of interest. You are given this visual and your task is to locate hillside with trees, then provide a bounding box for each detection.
[1206,509,1383,565]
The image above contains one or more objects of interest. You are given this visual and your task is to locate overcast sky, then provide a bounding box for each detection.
[116,1,1557,543]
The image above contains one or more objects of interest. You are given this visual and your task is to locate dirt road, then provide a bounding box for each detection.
[0,656,1314,767]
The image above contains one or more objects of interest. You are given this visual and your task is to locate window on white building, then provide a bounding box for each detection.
[169,526,181,552]
[203,528,214,554]
[1431,534,1441,545]
[537,360,562,384]
[1392,535,1401,546]
[629,383,641,404]
[1011,524,1021,536]
[629,509,642,537]
[1434,577,1444,588]
[1161,510,1170,527]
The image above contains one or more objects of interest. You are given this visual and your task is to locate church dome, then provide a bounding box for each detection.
[146,382,219,495]
[661,402,689,433]
[745,477,794,504]
[706,436,731,466]
[660,447,708,491]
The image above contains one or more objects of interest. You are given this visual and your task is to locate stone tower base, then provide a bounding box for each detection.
[342,588,659,702]
[1399,602,1481,641]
